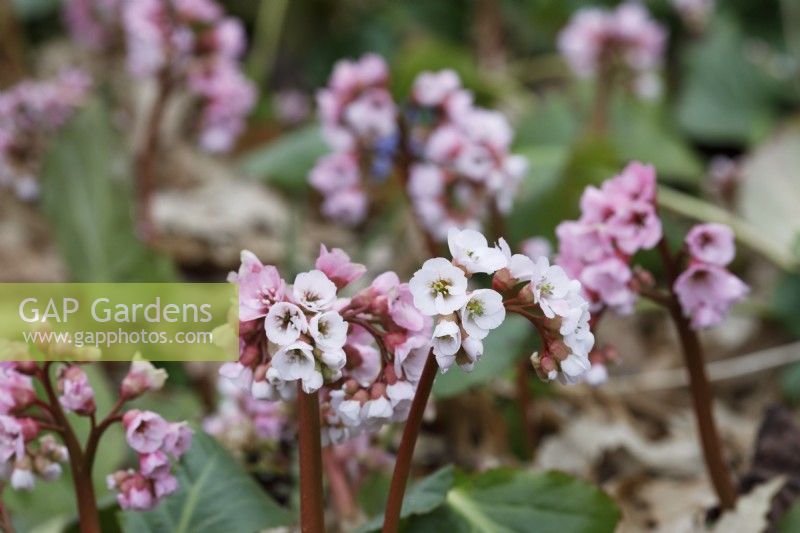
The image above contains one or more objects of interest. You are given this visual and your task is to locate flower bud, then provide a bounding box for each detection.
[120,358,168,400]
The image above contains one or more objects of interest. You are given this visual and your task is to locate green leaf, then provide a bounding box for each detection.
[507,134,618,244]
[39,99,175,282]
[120,432,292,533]
[359,466,455,532]
[676,17,785,145]
[238,124,328,191]
[434,315,534,399]
[611,98,702,185]
[406,470,621,533]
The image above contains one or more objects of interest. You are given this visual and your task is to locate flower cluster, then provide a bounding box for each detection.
[309,56,527,239]
[223,245,431,444]
[407,71,527,240]
[674,224,748,329]
[558,2,666,91]
[122,0,255,152]
[0,365,68,490]
[310,54,396,224]
[107,409,192,510]
[0,70,91,199]
[556,161,662,314]
[203,373,289,454]
[409,228,595,383]
[63,0,123,49]
[106,359,191,511]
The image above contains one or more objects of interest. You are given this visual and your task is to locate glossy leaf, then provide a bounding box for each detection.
[119,432,292,533]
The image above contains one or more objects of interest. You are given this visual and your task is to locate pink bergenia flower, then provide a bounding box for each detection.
[0,415,24,463]
[63,0,122,49]
[162,422,193,458]
[122,0,255,153]
[139,451,171,478]
[674,263,748,329]
[107,470,155,511]
[238,260,286,322]
[316,245,367,289]
[580,257,636,315]
[123,410,170,454]
[0,367,35,414]
[57,366,96,416]
[559,3,666,78]
[685,223,735,266]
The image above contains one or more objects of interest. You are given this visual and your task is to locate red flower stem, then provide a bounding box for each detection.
[84,396,126,471]
[297,385,325,532]
[38,364,101,533]
[656,238,737,509]
[382,351,437,533]
[134,72,171,242]
[514,357,535,457]
[321,447,357,523]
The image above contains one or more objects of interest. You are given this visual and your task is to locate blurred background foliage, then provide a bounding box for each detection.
[4,0,800,530]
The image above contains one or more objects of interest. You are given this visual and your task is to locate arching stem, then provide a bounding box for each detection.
[383,351,437,533]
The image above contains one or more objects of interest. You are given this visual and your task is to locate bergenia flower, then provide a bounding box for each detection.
[409,258,469,315]
[685,223,736,267]
[674,263,748,329]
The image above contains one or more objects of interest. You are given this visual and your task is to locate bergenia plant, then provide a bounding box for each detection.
[379,227,596,531]
[558,2,667,129]
[555,160,748,509]
[222,245,431,530]
[72,0,257,237]
[0,70,91,200]
[0,346,191,533]
[309,54,527,248]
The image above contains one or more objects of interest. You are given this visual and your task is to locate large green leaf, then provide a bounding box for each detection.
[359,466,455,532]
[119,432,292,533]
[676,17,786,145]
[39,100,175,282]
[434,315,534,399]
[405,470,621,533]
[238,124,327,191]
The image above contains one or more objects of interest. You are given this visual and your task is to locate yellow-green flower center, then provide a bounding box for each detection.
[430,278,452,296]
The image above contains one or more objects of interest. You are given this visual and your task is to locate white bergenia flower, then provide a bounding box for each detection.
[11,467,35,490]
[271,341,321,393]
[460,336,483,372]
[409,258,469,315]
[319,347,347,371]
[361,397,393,429]
[529,257,572,318]
[508,253,535,280]
[309,311,349,350]
[447,228,507,274]
[218,362,253,391]
[293,270,338,312]
[432,320,461,371]
[265,302,308,345]
[460,289,506,339]
[559,353,591,384]
[337,399,362,427]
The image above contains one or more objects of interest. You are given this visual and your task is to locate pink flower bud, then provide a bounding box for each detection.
[120,359,168,400]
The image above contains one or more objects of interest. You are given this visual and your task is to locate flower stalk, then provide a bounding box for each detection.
[656,238,737,509]
[297,386,325,532]
[383,351,437,533]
